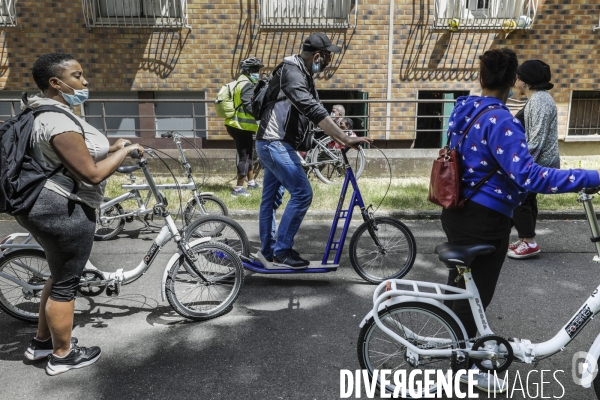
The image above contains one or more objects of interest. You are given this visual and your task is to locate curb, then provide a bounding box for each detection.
[0,209,593,222]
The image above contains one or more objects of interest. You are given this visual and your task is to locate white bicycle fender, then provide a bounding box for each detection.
[160,237,212,302]
[581,335,600,388]
[358,296,469,341]
[198,192,214,196]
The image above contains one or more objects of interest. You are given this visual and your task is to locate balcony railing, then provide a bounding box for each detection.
[82,0,189,28]
[433,0,538,31]
[259,0,357,30]
[0,0,16,27]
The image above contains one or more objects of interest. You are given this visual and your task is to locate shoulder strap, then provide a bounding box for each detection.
[453,106,495,150]
[459,106,500,201]
[33,105,86,139]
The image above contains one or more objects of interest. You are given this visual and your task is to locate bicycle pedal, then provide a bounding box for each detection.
[106,283,121,297]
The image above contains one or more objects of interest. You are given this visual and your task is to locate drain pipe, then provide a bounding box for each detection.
[385,0,395,140]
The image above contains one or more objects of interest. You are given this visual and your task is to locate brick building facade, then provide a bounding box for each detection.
[0,0,598,153]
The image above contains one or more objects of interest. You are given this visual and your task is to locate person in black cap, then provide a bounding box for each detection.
[508,59,559,260]
[254,32,371,269]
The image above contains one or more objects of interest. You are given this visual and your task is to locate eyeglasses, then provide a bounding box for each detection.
[314,52,333,64]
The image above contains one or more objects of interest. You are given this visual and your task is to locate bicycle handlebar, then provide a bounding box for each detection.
[161,131,174,139]
[124,143,141,159]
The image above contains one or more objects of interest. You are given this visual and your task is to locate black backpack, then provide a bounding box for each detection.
[249,63,284,120]
[0,102,85,216]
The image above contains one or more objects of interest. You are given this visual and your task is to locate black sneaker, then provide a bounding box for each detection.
[273,250,310,269]
[24,336,79,361]
[46,344,101,376]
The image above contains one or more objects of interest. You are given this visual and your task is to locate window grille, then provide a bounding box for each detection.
[434,0,537,31]
[84,92,141,137]
[154,92,207,138]
[567,91,600,138]
[82,0,189,28]
[259,0,357,30]
[0,0,16,26]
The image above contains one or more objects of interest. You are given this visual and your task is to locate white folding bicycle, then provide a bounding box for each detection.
[357,187,600,398]
[0,149,243,323]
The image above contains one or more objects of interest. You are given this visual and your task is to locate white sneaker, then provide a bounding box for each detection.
[459,369,508,394]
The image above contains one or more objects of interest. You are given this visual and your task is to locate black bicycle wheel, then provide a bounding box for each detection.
[311,137,365,185]
[183,195,228,226]
[184,215,250,257]
[165,241,244,321]
[94,197,125,241]
[0,249,48,322]
[357,302,466,398]
[349,217,416,283]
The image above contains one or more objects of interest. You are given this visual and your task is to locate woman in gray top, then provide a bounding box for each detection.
[508,60,559,259]
[19,53,143,375]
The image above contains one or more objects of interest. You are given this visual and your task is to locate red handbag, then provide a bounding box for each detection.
[428,107,497,209]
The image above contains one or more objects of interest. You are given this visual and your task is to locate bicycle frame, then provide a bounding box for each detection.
[360,189,600,386]
[0,155,210,301]
[243,150,371,274]
[98,132,216,224]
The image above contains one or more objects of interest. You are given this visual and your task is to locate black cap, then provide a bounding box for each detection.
[517,60,554,90]
[302,33,342,53]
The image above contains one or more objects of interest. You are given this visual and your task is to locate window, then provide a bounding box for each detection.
[434,0,537,30]
[566,91,600,139]
[82,0,188,28]
[154,92,207,138]
[84,92,140,137]
[259,0,357,30]
[0,91,21,122]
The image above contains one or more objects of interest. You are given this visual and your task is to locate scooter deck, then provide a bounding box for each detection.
[242,252,338,274]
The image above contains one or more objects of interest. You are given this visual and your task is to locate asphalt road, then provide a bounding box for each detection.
[1,217,600,400]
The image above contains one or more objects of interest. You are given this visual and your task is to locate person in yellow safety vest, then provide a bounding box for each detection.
[225,57,264,197]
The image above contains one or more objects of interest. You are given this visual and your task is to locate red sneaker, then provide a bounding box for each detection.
[507,241,540,259]
[508,239,522,251]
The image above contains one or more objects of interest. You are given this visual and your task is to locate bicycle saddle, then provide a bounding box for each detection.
[434,242,496,268]
[117,165,141,174]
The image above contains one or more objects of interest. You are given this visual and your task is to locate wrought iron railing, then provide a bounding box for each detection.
[0,0,16,27]
[433,0,538,31]
[259,0,357,30]
[81,0,189,28]
[0,96,584,143]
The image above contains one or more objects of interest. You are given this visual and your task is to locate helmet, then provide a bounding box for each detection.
[240,57,264,70]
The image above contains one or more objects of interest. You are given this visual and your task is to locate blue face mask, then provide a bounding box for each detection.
[508,89,514,98]
[57,80,89,106]
[249,73,260,82]
[312,61,322,75]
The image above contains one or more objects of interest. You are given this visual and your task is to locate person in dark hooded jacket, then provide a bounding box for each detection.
[255,33,371,269]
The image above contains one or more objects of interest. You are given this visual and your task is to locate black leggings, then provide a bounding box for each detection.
[441,201,511,338]
[226,125,254,177]
[15,189,96,302]
[512,192,538,238]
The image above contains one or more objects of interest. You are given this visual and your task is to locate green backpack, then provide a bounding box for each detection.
[214,80,242,119]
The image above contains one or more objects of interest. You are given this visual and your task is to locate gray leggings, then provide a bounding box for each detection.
[15,188,96,302]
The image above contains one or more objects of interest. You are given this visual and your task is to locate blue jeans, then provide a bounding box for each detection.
[256,140,313,260]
